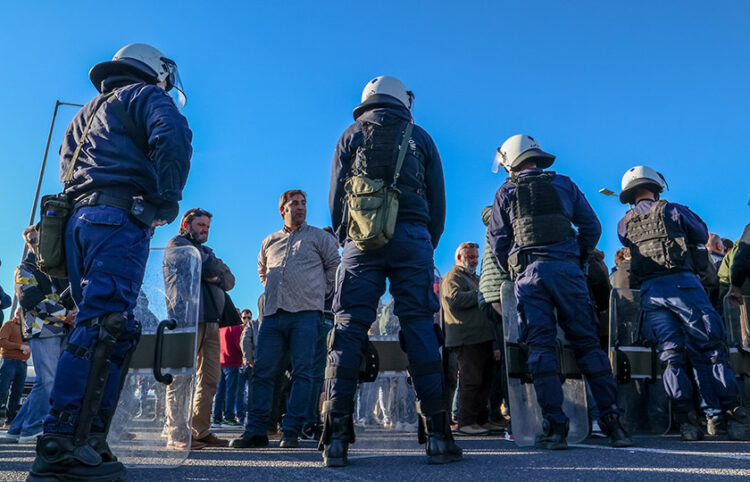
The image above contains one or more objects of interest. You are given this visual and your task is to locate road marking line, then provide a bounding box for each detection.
[571,443,750,462]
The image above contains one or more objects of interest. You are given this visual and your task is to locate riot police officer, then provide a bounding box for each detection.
[489,134,631,449]
[618,166,750,441]
[322,76,461,466]
[29,43,192,481]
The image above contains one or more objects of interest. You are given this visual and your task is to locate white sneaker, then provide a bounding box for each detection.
[19,432,43,444]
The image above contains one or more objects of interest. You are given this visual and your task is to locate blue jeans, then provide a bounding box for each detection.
[0,358,27,421]
[213,370,227,422]
[223,367,240,420]
[245,310,319,436]
[45,206,149,434]
[236,371,248,423]
[10,336,66,436]
[306,317,332,425]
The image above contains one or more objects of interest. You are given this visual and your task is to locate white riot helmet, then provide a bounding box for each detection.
[89,43,186,109]
[492,134,555,173]
[619,165,667,204]
[360,76,414,110]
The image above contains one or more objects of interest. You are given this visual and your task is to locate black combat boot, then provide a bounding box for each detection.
[420,412,463,464]
[534,418,569,450]
[726,406,750,441]
[676,410,704,441]
[321,414,353,467]
[27,433,126,482]
[599,412,633,447]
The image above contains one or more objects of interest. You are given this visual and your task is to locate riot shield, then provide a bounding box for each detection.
[353,295,419,432]
[724,296,750,402]
[609,288,670,434]
[502,281,588,447]
[107,245,201,468]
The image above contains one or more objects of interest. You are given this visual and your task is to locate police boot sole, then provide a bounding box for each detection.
[534,440,568,450]
[427,452,463,464]
[611,438,634,448]
[728,425,750,441]
[680,432,704,442]
[27,467,126,482]
[324,455,348,467]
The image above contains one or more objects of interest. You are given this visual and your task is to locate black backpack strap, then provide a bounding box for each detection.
[390,121,414,188]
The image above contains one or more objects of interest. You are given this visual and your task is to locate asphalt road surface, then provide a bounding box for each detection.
[2,427,750,481]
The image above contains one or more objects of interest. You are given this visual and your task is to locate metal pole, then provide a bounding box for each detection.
[8,100,83,317]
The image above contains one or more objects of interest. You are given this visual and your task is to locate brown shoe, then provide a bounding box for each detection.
[195,433,229,447]
[167,438,206,450]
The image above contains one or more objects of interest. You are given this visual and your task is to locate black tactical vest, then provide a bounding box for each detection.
[352,119,409,183]
[509,171,575,249]
[624,200,689,281]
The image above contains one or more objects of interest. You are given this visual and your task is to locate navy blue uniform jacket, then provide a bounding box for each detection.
[329,99,446,248]
[60,75,192,223]
[489,169,601,272]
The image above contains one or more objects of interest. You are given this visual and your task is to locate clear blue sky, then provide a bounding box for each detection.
[1,1,749,315]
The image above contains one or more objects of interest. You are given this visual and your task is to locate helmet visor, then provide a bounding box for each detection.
[491,148,504,173]
[162,58,186,109]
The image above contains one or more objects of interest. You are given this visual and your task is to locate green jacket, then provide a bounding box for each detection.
[479,205,510,308]
[719,240,750,296]
[441,264,496,348]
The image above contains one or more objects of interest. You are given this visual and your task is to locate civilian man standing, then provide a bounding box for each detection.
[232,190,340,449]
[166,208,235,449]
[442,242,502,436]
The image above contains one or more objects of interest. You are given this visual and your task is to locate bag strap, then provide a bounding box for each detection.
[390,121,414,188]
[63,91,117,184]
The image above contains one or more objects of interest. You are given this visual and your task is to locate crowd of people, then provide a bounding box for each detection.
[0,42,749,481]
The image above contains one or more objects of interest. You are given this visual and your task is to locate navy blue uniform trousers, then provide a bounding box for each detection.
[516,260,618,424]
[641,272,739,411]
[45,206,149,434]
[326,224,443,414]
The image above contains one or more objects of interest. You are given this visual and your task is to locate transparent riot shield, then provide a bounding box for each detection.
[354,294,418,432]
[724,296,750,400]
[609,288,670,434]
[502,281,588,447]
[107,245,201,468]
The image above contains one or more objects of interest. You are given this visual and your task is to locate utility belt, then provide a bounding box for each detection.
[509,251,580,279]
[74,191,157,228]
[36,191,155,278]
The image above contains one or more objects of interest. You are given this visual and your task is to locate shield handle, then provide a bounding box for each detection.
[154,319,178,384]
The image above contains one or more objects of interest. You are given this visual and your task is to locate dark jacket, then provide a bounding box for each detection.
[489,169,601,272]
[14,252,73,339]
[0,284,10,323]
[329,98,446,248]
[731,222,750,289]
[61,75,192,223]
[167,235,235,323]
